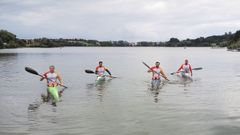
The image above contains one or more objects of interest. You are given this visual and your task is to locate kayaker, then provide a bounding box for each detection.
[177,59,193,76]
[95,61,112,78]
[147,61,169,81]
[40,65,64,105]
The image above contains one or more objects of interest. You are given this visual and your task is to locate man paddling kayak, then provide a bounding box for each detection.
[147,62,169,88]
[176,59,193,76]
[95,61,112,78]
[40,65,64,106]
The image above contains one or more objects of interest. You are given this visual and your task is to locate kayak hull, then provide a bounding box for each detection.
[181,72,193,81]
[96,75,106,82]
[48,86,59,103]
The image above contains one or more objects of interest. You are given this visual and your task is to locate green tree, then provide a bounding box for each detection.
[0,37,3,48]
[0,30,17,43]
[169,38,180,43]
[231,30,240,43]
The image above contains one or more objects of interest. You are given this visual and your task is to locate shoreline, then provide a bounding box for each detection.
[0,45,218,49]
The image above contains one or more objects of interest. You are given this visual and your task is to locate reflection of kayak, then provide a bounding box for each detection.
[48,86,59,104]
[28,87,59,110]
[151,79,161,89]
[180,72,193,81]
[28,87,63,110]
[96,75,106,82]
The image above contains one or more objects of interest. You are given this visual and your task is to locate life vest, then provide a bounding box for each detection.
[44,71,58,86]
[150,66,161,80]
[182,64,190,73]
[96,66,107,75]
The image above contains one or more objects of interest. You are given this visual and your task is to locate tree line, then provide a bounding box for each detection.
[0,29,240,50]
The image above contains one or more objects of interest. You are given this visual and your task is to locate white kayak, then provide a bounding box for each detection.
[96,75,106,82]
[180,72,193,81]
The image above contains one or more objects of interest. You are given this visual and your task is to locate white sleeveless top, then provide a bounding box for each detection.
[45,72,58,83]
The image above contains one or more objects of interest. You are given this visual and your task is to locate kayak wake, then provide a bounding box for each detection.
[28,88,65,111]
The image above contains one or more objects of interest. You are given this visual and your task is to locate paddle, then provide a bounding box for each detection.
[25,67,68,88]
[170,67,203,75]
[142,61,169,81]
[85,69,95,74]
[142,62,152,70]
[85,69,117,78]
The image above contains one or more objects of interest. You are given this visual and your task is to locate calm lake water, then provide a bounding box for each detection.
[0,47,240,135]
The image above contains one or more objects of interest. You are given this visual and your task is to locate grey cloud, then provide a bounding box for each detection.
[0,0,239,41]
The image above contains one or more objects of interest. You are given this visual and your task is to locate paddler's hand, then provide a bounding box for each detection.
[40,77,44,81]
[60,82,64,86]
[109,75,113,78]
[164,76,169,81]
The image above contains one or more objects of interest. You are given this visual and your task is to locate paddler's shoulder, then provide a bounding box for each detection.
[150,66,156,69]
[159,66,165,71]
[103,66,108,69]
[54,71,61,76]
[43,71,50,75]
[96,66,101,69]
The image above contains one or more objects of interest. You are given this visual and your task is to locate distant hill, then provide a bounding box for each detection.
[0,29,239,50]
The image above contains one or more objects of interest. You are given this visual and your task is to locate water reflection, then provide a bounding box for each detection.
[28,87,67,111]
[86,79,112,102]
[0,53,18,81]
[168,75,194,87]
[27,105,58,129]
[147,80,167,103]
[27,111,40,131]
[0,53,18,58]
[150,89,160,103]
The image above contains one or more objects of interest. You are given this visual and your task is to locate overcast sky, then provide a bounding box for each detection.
[0,0,240,41]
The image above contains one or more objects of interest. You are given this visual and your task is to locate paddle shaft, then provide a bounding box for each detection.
[142,62,152,70]
[142,62,157,73]
[40,75,68,88]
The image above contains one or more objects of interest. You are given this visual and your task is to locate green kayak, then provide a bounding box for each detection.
[48,86,59,103]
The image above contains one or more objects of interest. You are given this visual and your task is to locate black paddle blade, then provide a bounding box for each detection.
[25,67,39,75]
[192,67,203,70]
[170,72,176,75]
[85,69,95,74]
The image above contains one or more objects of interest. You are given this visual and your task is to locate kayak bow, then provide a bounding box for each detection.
[96,75,106,82]
[48,86,60,104]
[179,72,193,81]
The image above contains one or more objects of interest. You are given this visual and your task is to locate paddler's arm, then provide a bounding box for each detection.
[105,69,112,77]
[40,72,47,81]
[40,76,45,81]
[160,67,169,81]
[147,69,152,73]
[176,65,183,73]
[147,67,154,73]
[57,74,64,86]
